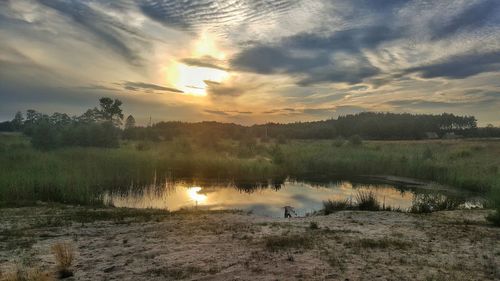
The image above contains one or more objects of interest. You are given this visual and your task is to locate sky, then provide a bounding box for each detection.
[1,0,499,125]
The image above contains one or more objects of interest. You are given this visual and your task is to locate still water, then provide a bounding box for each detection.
[104,179,483,217]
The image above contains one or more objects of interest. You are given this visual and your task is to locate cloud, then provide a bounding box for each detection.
[38,0,147,66]
[204,109,229,116]
[181,56,227,70]
[122,81,184,93]
[406,51,500,79]
[138,0,298,31]
[229,24,406,85]
[430,0,500,39]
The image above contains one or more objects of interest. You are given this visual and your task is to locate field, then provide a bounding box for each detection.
[0,133,499,206]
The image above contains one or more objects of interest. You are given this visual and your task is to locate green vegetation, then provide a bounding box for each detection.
[486,189,500,226]
[1,97,499,223]
[1,133,499,208]
[409,193,464,213]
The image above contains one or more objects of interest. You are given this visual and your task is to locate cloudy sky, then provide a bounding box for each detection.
[1,0,499,125]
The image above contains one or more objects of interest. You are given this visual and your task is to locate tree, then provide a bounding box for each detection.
[98,97,123,126]
[11,111,24,131]
[124,115,136,130]
[78,108,99,123]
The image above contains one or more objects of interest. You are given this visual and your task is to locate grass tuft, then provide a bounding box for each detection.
[51,242,74,278]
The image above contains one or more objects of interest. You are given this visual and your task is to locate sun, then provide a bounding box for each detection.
[187,186,207,204]
[166,31,229,96]
[175,64,229,96]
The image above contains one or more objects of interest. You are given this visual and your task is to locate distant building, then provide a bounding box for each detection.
[425,132,439,139]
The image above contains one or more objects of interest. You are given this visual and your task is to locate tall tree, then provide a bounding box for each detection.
[124,115,136,130]
[98,97,124,126]
[11,111,24,131]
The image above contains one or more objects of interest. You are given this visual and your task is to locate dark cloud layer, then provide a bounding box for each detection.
[123,82,184,93]
[406,51,500,79]
[181,56,226,70]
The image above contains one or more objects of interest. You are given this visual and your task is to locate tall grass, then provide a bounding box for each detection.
[1,134,499,206]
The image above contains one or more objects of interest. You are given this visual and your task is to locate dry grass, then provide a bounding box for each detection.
[0,266,54,281]
[51,242,74,278]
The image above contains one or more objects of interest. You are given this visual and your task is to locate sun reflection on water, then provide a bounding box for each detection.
[187,186,207,204]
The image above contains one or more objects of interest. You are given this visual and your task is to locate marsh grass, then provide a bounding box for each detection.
[355,190,380,211]
[1,135,498,206]
[323,199,353,215]
[322,190,389,214]
[409,193,464,213]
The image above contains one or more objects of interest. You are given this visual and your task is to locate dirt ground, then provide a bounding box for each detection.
[0,206,499,281]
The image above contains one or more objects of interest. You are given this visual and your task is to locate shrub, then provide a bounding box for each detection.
[332,137,345,147]
[348,135,363,146]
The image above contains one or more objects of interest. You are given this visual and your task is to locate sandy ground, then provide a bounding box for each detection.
[0,206,499,281]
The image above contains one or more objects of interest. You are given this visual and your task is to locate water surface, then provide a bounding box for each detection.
[105,179,482,217]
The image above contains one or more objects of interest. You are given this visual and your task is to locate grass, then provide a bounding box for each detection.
[264,234,314,251]
[355,190,381,211]
[409,193,464,213]
[0,267,54,281]
[323,199,353,215]
[486,189,500,226]
[51,242,74,278]
[346,237,411,250]
[0,133,499,209]
[322,190,394,214]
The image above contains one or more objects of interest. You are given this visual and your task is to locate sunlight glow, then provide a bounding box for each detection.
[187,186,207,204]
[174,64,229,96]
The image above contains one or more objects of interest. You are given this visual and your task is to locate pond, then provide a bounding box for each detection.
[104,178,483,217]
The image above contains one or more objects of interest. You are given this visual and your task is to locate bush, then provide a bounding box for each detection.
[332,137,345,147]
[348,135,363,146]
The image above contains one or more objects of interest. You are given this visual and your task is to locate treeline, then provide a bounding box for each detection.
[124,112,499,141]
[3,98,125,150]
[2,97,500,150]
